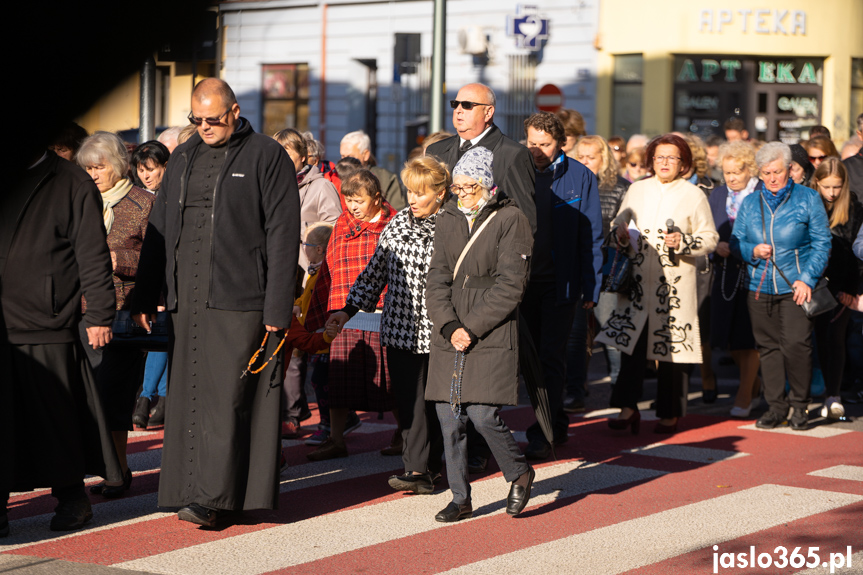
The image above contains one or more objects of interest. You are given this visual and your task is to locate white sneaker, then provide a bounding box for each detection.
[820,397,845,420]
[730,405,751,418]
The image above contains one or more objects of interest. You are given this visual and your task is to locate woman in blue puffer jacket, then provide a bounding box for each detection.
[730,142,831,432]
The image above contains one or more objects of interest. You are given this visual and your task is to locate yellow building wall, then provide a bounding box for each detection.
[597,0,863,138]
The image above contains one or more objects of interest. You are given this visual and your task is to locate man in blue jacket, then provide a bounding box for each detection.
[521,112,603,459]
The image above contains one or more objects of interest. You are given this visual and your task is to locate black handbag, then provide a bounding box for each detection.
[602,246,634,294]
[111,310,169,351]
[758,196,837,319]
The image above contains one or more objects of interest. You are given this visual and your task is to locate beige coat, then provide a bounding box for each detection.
[596,177,718,363]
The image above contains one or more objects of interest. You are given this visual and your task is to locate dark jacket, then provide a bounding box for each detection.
[845,150,863,204]
[599,176,630,233]
[1,153,115,344]
[731,182,831,295]
[426,124,537,232]
[134,119,301,328]
[542,153,604,304]
[823,196,863,295]
[425,193,533,406]
[370,166,406,211]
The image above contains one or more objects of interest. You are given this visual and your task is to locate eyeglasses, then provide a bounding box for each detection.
[450,100,491,111]
[653,156,681,164]
[302,242,319,247]
[187,109,231,126]
[450,183,479,193]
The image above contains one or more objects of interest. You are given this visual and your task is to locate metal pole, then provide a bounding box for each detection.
[139,56,156,143]
[429,0,446,133]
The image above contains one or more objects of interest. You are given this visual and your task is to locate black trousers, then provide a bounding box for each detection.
[814,305,852,398]
[386,348,443,475]
[521,280,577,445]
[610,328,693,419]
[748,292,813,415]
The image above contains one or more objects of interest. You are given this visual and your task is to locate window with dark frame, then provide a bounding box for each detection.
[261,63,310,136]
[612,54,643,139]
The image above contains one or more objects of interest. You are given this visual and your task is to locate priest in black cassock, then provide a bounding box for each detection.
[133,78,300,527]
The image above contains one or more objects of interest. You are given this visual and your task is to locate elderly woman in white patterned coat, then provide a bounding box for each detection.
[327,156,450,496]
[596,134,718,435]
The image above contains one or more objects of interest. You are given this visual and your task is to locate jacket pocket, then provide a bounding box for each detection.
[45,275,58,316]
[254,248,266,292]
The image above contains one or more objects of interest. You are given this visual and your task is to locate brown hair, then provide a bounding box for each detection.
[341,168,382,199]
[524,112,567,145]
[644,134,693,177]
[683,134,709,178]
[273,128,307,160]
[554,108,586,139]
[806,136,839,159]
[813,157,851,229]
[401,155,451,196]
[305,222,334,247]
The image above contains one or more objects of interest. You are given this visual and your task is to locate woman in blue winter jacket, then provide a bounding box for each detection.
[730,142,831,431]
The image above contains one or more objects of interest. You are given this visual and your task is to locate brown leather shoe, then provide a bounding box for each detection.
[306,438,348,461]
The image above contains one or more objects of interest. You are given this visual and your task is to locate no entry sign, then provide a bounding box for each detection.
[535,84,564,112]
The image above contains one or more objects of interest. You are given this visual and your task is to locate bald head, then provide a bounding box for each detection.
[452,83,496,140]
[192,78,237,107]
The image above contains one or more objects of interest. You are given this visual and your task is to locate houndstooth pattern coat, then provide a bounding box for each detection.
[346,208,438,353]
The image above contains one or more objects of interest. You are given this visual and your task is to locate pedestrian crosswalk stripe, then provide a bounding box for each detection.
[439,484,863,575]
[738,423,855,438]
[807,465,863,482]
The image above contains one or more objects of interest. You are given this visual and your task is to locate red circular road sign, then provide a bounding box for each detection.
[535,84,564,112]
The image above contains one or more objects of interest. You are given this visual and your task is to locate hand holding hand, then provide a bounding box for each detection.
[753,244,773,260]
[86,325,113,350]
[792,280,811,306]
[715,241,731,258]
[324,322,340,339]
[664,232,681,250]
[450,328,473,352]
[326,311,350,331]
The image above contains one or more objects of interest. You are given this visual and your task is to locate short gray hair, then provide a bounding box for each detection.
[341,130,371,153]
[755,142,792,170]
[158,126,182,147]
[76,131,129,180]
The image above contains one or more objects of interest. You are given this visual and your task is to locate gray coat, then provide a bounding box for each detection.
[425,193,533,406]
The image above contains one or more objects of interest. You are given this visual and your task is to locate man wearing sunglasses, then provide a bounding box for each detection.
[426,83,536,232]
[133,78,300,528]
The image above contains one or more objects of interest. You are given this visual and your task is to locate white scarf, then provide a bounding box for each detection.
[101,178,133,234]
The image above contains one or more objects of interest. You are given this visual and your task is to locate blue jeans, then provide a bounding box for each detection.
[142,352,168,399]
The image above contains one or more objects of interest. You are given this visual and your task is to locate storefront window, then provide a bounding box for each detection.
[262,63,310,136]
[612,54,642,138]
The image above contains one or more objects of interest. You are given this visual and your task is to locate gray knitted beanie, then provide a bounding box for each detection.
[453,146,494,189]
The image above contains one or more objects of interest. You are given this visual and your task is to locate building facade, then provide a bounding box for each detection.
[595,0,863,143]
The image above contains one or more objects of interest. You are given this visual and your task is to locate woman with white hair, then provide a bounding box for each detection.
[730,142,831,431]
[425,146,535,522]
[76,131,154,496]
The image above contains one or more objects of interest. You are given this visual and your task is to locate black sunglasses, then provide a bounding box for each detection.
[187,109,231,126]
[450,100,491,110]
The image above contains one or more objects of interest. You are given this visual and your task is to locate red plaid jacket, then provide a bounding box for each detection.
[304,202,394,331]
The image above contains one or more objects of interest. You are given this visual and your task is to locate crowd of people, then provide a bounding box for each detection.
[2,77,862,537]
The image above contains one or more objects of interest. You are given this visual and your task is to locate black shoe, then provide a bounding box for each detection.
[297,407,313,423]
[702,388,717,404]
[132,396,151,428]
[563,396,585,413]
[177,503,219,528]
[506,466,536,516]
[435,502,472,522]
[90,468,133,498]
[756,411,784,429]
[467,455,488,474]
[790,409,809,431]
[0,512,9,538]
[148,397,166,426]
[50,497,93,531]
[525,439,551,461]
[388,472,434,495]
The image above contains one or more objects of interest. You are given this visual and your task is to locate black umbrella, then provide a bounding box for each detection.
[517,312,556,459]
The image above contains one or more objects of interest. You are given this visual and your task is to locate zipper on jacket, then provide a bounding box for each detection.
[795,249,800,274]
[208,147,230,307]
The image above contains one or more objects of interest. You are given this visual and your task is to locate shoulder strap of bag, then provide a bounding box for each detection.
[759,195,797,290]
[452,211,498,280]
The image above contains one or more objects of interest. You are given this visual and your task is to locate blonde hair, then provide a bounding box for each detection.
[178,124,197,145]
[813,157,851,229]
[717,140,758,178]
[422,130,455,152]
[305,222,334,247]
[401,155,452,197]
[76,131,129,181]
[577,135,620,189]
[683,134,709,178]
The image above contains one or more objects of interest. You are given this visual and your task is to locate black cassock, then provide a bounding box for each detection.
[157,148,283,511]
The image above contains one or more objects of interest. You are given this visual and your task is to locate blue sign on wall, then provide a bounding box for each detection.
[507,5,549,51]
